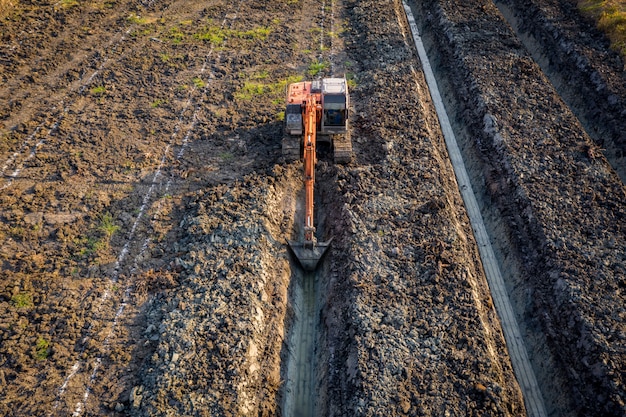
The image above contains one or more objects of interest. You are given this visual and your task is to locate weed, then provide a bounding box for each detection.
[151,99,166,108]
[98,212,119,239]
[236,81,266,100]
[35,338,50,360]
[308,60,329,76]
[194,26,226,45]
[90,85,106,96]
[234,74,303,101]
[127,13,148,24]
[194,23,272,45]
[60,0,78,9]
[192,77,205,88]
[9,226,25,240]
[579,0,626,58]
[169,26,185,44]
[220,152,234,161]
[346,73,357,89]
[276,111,285,121]
[77,236,105,256]
[251,70,270,80]
[159,53,170,62]
[11,292,33,308]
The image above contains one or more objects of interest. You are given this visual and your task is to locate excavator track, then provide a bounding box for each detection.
[333,131,352,164]
[282,134,301,162]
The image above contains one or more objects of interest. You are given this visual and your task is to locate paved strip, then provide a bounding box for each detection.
[402,3,548,417]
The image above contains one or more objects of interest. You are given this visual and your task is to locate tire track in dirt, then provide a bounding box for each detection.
[0,0,207,190]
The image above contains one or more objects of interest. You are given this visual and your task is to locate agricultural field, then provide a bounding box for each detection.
[0,0,624,416]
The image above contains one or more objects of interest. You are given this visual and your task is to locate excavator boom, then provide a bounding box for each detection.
[285,78,350,271]
[287,93,332,271]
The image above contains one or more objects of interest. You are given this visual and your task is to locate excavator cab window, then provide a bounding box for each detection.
[323,94,346,127]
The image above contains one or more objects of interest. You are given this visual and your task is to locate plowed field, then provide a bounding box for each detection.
[1,1,624,416]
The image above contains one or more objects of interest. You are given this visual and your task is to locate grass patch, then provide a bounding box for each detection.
[219,152,234,162]
[192,77,205,88]
[90,85,106,96]
[193,22,272,45]
[234,74,303,100]
[346,72,357,89]
[169,26,185,44]
[308,60,330,77]
[151,99,166,108]
[60,0,79,9]
[11,292,33,309]
[98,212,119,239]
[35,338,50,360]
[579,0,626,58]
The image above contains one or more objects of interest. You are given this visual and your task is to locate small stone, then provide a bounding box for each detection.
[400,398,410,413]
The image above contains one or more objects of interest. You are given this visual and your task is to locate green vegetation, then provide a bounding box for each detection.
[35,338,50,360]
[192,77,205,88]
[90,85,106,96]
[77,236,107,257]
[579,0,626,58]
[219,152,234,162]
[307,60,330,77]
[60,0,79,9]
[169,26,185,44]
[346,72,357,89]
[76,212,119,258]
[193,22,272,45]
[127,13,149,25]
[234,74,303,100]
[98,212,119,239]
[11,292,33,309]
[151,99,166,108]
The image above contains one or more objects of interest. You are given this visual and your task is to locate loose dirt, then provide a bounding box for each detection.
[0,0,624,416]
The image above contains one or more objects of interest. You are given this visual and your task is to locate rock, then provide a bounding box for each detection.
[130,385,143,408]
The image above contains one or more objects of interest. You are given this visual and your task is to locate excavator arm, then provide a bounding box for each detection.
[287,93,332,270]
[302,95,318,248]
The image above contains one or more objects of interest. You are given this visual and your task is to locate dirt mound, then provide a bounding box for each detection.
[408,0,625,415]
[0,0,624,416]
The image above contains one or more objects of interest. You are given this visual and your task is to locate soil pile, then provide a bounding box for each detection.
[0,0,624,416]
[408,0,625,415]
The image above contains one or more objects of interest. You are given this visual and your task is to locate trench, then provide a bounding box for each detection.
[280,185,331,417]
[281,269,318,417]
[493,0,626,184]
[403,2,556,416]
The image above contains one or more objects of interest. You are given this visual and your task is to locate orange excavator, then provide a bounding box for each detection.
[283,78,351,271]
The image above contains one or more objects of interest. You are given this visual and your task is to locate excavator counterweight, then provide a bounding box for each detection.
[283,78,351,271]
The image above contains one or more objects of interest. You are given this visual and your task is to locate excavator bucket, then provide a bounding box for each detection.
[287,238,333,271]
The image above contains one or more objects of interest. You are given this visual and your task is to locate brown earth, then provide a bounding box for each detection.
[0,0,624,417]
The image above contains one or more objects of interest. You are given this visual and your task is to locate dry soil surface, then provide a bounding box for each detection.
[0,1,624,417]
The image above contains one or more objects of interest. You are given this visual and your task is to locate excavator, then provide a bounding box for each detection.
[283,77,352,271]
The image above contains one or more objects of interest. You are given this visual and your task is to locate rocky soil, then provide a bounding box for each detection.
[0,0,624,416]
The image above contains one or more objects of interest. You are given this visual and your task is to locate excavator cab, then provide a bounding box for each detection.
[320,78,349,134]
